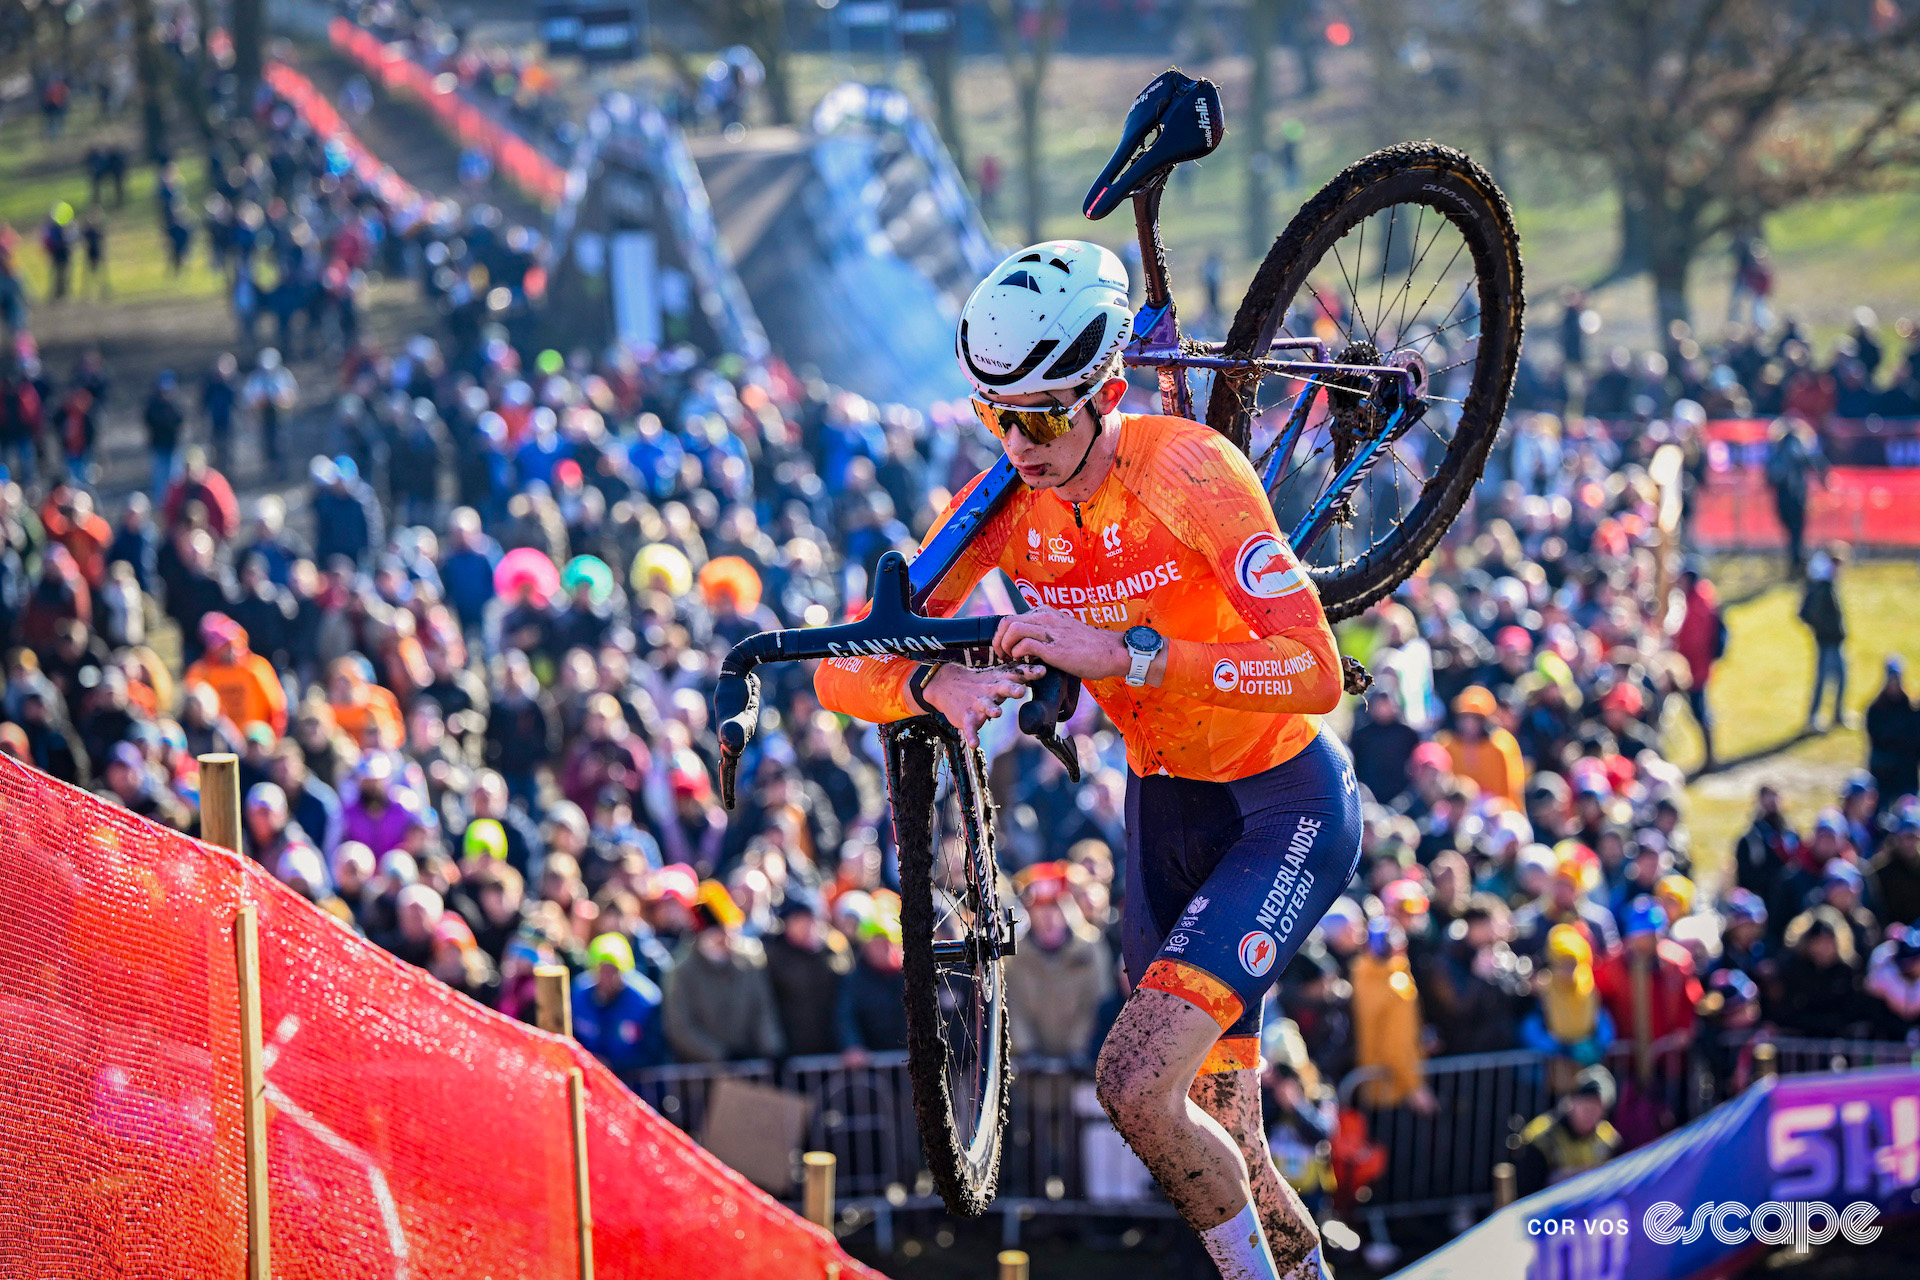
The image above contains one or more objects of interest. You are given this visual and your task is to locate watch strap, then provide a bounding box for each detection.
[908,663,941,715]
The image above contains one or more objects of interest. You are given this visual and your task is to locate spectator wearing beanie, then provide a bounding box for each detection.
[1520,923,1615,1094]
[183,613,287,738]
[1595,899,1700,1055]
[572,932,666,1079]
[762,893,850,1057]
[661,882,783,1063]
[1350,917,1433,1111]
[1512,1066,1620,1196]
[1775,906,1869,1038]
[1439,685,1527,808]
[1006,864,1113,1066]
[839,910,910,1062]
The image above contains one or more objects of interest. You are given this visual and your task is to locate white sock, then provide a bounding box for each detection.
[1199,1201,1281,1280]
[1277,1244,1330,1280]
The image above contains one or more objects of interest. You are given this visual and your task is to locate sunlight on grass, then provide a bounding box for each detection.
[0,114,220,307]
[1674,559,1920,884]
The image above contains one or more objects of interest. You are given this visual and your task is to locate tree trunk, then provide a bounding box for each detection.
[755,1,793,126]
[1018,75,1043,243]
[1614,179,1650,281]
[231,0,262,106]
[921,47,966,176]
[129,0,169,162]
[1245,0,1277,259]
[1644,194,1697,353]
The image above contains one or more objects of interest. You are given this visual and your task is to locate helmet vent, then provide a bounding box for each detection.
[997,270,1042,293]
[1040,314,1110,382]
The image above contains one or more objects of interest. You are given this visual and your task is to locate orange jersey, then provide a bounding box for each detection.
[815,414,1343,782]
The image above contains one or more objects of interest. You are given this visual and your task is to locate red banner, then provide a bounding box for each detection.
[0,754,882,1278]
[328,19,569,210]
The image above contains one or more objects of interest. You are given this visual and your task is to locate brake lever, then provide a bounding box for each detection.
[714,670,761,810]
[1017,665,1083,783]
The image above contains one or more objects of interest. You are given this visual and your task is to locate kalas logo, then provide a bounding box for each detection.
[1235,533,1309,599]
[1238,930,1277,977]
[1212,659,1239,691]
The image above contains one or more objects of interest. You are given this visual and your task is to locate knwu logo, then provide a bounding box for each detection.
[1046,534,1074,565]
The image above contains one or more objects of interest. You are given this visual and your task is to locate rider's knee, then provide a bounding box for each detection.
[1093,1031,1173,1128]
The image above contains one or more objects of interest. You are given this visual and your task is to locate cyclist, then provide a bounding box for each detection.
[816,241,1360,1280]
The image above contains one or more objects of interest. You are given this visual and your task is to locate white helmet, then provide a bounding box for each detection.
[956,241,1133,398]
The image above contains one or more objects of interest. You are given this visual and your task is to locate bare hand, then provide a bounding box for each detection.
[923,662,1045,747]
[991,607,1128,682]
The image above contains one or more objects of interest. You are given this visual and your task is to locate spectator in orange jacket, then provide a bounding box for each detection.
[1439,685,1527,807]
[182,613,287,737]
[326,654,403,749]
[1594,898,1701,1052]
[40,484,112,590]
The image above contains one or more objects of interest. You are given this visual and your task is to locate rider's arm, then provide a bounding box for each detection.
[813,472,1007,724]
[1137,426,1343,714]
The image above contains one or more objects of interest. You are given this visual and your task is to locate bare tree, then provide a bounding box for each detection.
[1244,0,1280,259]
[1439,0,1920,341]
[129,0,169,160]
[709,0,794,125]
[985,0,1065,244]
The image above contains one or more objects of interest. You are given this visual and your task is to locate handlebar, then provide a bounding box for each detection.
[714,551,1082,807]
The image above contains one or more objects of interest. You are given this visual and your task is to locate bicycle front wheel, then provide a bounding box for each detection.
[1206,142,1524,621]
[885,716,1011,1217]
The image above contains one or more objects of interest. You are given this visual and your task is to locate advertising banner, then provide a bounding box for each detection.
[1389,1067,1920,1280]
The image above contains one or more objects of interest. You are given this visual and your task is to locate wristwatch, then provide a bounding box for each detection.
[1123,625,1164,687]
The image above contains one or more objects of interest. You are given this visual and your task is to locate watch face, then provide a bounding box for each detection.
[1125,625,1162,653]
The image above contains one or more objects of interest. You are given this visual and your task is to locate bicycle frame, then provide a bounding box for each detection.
[914,180,1422,610]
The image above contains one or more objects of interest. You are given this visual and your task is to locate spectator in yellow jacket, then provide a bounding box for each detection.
[182,613,287,737]
[1349,917,1435,1111]
[1439,685,1527,807]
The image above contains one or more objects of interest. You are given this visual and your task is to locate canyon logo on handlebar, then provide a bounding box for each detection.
[712,551,1082,808]
[826,635,949,658]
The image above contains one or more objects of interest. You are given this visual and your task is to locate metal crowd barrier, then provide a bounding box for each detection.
[623,1032,1920,1241]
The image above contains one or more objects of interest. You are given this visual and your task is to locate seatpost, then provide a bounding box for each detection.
[1129,178,1192,419]
[1132,180,1173,311]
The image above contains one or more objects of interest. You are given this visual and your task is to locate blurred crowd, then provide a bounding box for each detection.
[4,37,1920,1230]
[1518,291,1920,425]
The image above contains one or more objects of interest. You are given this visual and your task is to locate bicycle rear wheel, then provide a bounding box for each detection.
[1205,142,1524,621]
[885,716,1011,1217]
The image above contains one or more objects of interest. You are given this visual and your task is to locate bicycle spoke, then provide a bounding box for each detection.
[1331,241,1366,342]
[1399,241,1470,344]
[1375,206,1396,340]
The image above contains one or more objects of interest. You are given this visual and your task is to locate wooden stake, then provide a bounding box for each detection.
[998,1249,1030,1280]
[1754,1041,1778,1080]
[536,964,572,1038]
[1492,1161,1517,1209]
[202,753,267,1280]
[569,1068,593,1280]
[803,1151,836,1230]
[199,752,242,855]
[235,903,271,1280]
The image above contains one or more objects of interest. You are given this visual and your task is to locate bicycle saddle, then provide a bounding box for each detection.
[1083,68,1224,221]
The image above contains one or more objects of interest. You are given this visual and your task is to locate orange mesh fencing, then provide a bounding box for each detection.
[0,753,882,1279]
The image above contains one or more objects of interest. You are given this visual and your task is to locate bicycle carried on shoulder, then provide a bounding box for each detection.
[713,68,1523,1216]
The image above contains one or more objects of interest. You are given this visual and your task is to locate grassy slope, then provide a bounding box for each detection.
[0,95,429,494]
[755,44,1920,356]
[1669,558,1920,886]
